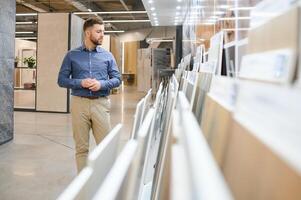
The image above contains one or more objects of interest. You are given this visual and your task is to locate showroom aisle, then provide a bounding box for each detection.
[0,85,145,200]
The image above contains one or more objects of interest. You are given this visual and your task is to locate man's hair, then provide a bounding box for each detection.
[83,17,104,31]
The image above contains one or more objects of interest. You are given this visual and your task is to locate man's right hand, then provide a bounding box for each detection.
[81,78,94,88]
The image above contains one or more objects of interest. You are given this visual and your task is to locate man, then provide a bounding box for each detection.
[57,17,121,173]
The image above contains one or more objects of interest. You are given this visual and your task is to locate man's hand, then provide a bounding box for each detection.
[89,79,101,91]
[81,78,94,88]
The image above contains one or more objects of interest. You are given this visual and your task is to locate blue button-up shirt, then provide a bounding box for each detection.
[57,45,121,97]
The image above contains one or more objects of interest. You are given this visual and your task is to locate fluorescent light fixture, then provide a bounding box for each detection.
[16,37,37,39]
[103,19,151,23]
[229,7,255,11]
[219,5,230,9]
[219,17,251,21]
[150,7,155,11]
[88,9,92,12]
[16,21,37,24]
[151,39,174,43]
[213,11,225,15]
[16,13,38,16]
[182,39,205,43]
[15,31,34,34]
[199,22,215,25]
[176,6,181,10]
[209,16,219,19]
[104,30,125,33]
[74,11,147,15]
[223,28,250,31]
[206,19,217,23]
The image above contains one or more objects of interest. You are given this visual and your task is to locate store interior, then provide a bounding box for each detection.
[0,0,300,199]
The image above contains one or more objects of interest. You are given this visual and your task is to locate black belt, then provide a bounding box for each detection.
[80,96,101,99]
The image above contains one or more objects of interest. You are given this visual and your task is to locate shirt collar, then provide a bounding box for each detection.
[80,44,104,53]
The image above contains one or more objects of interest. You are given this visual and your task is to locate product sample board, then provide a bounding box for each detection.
[137,48,171,93]
[137,49,152,92]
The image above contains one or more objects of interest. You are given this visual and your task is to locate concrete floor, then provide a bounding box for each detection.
[0,85,145,200]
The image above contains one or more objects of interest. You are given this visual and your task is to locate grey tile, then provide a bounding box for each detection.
[0,59,14,85]
[0,123,13,144]
[0,84,13,124]
[0,33,15,59]
[0,0,16,11]
[0,8,15,35]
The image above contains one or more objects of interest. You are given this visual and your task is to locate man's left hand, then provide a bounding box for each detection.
[89,79,101,91]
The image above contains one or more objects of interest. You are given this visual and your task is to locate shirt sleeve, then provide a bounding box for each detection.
[99,53,121,90]
[57,52,82,89]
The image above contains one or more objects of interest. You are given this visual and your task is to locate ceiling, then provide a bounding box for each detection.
[142,0,262,26]
[16,0,262,40]
[16,0,151,39]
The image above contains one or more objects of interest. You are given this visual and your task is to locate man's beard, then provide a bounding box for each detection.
[91,36,102,46]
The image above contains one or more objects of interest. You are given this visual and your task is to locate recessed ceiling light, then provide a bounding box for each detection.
[151,7,155,11]
[177,0,182,2]
[176,6,181,10]
[148,0,153,3]
[229,7,255,11]
[176,12,180,15]
[219,5,230,9]
[213,11,225,15]
[152,13,157,16]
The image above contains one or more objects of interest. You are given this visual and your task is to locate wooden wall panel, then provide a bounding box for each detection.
[196,25,215,50]
[110,35,121,68]
[37,13,69,112]
[124,41,139,74]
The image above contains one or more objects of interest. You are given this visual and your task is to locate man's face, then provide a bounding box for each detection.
[86,24,105,46]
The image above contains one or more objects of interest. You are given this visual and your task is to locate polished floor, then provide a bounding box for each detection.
[0,84,145,200]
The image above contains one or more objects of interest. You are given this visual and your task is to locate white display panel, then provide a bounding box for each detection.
[234,81,301,174]
[208,76,238,111]
[208,31,224,75]
[239,49,296,84]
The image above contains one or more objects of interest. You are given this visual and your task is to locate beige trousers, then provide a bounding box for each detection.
[71,96,111,173]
